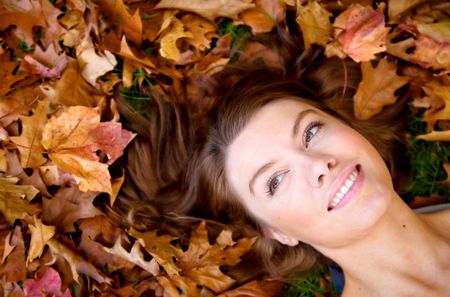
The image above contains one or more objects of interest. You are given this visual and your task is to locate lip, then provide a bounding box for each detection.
[327,164,363,211]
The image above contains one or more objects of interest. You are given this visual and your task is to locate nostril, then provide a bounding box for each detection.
[318,174,325,185]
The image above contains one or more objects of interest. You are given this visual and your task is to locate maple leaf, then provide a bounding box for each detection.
[0,52,28,96]
[23,43,68,79]
[155,0,255,22]
[47,238,112,284]
[24,268,72,297]
[296,0,332,49]
[353,59,409,120]
[27,216,56,263]
[96,0,143,45]
[325,4,389,62]
[41,105,135,193]
[42,186,103,232]
[10,99,48,168]
[239,0,285,34]
[76,37,117,86]
[0,178,39,224]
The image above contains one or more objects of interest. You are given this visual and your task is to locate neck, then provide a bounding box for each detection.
[318,195,450,296]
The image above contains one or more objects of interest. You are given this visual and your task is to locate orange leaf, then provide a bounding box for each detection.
[0,52,28,96]
[0,178,39,224]
[27,216,55,264]
[354,59,409,120]
[296,0,332,49]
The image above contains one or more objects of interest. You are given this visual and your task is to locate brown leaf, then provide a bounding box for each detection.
[181,14,218,51]
[23,43,68,79]
[10,99,49,168]
[155,0,255,22]
[218,277,284,297]
[0,178,39,224]
[158,12,193,62]
[129,228,183,276]
[27,216,56,263]
[420,79,450,129]
[47,238,112,284]
[417,130,450,141]
[239,0,285,34]
[96,0,143,45]
[0,52,28,96]
[388,0,422,22]
[0,226,26,282]
[0,85,42,127]
[296,0,332,49]
[102,236,160,275]
[353,59,409,120]
[325,4,389,62]
[42,186,103,232]
[77,216,133,270]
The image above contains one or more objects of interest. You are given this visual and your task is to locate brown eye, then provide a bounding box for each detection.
[266,172,287,196]
[304,121,324,148]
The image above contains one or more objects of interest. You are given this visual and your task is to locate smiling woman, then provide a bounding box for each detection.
[182,30,450,296]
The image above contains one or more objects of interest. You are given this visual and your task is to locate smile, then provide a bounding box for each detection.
[328,165,362,211]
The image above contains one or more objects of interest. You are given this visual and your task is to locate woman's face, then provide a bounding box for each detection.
[225,99,395,249]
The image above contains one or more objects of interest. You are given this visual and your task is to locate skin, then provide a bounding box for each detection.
[226,99,450,296]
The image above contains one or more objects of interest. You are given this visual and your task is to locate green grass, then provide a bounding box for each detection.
[120,68,154,118]
[284,267,335,297]
[405,108,450,198]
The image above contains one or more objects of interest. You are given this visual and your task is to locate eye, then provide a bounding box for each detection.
[266,171,288,196]
[303,121,324,149]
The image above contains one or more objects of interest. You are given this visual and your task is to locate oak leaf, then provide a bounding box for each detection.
[417,131,450,141]
[103,236,160,275]
[96,0,143,45]
[0,226,26,282]
[158,13,193,62]
[296,0,332,49]
[155,0,255,22]
[77,37,117,86]
[24,268,71,297]
[181,14,218,51]
[10,99,49,168]
[218,278,284,297]
[325,4,389,62]
[0,178,39,224]
[23,43,68,79]
[47,238,112,284]
[420,80,450,129]
[42,186,103,232]
[27,216,56,263]
[0,52,28,96]
[353,59,409,120]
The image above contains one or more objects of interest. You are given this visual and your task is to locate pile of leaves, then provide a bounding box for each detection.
[0,0,449,296]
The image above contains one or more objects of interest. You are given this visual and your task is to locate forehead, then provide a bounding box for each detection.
[225,99,316,190]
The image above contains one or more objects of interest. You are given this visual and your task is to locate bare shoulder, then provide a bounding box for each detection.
[419,208,450,237]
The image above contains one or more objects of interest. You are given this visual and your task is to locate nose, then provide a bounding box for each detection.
[305,153,337,187]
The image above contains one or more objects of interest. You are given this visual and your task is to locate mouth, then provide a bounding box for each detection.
[328,164,361,211]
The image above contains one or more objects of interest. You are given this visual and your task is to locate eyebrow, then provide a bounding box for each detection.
[248,108,317,196]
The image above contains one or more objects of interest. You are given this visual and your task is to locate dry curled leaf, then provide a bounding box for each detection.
[296,0,332,49]
[27,216,56,263]
[0,178,39,224]
[24,268,71,297]
[353,59,409,120]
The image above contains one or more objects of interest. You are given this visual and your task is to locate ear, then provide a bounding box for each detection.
[264,227,299,247]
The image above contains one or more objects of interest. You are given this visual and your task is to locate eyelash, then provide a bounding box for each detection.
[265,120,325,196]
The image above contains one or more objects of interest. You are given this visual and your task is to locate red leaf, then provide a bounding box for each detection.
[24,267,72,297]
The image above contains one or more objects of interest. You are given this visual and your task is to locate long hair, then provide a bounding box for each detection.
[114,25,410,283]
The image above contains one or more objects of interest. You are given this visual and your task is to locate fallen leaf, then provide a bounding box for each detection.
[27,216,56,263]
[218,277,284,297]
[103,236,160,275]
[0,226,26,282]
[24,267,71,297]
[239,0,285,34]
[421,80,450,129]
[0,178,39,224]
[296,0,332,49]
[388,0,422,22]
[0,52,28,96]
[417,130,450,141]
[42,186,103,232]
[417,22,450,44]
[158,13,193,62]
[325,4,389,62]
[47,238,112,284]
[181,14,218,51]
[77,37,117,86]
[110,170,125,207]
[354,59,409,120]
[155,0,255,22]
[10,99,49,168]
[23,43,68,79]
[96,0,143,45]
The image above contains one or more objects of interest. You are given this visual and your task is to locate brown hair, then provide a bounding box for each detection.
[115,26,410,283]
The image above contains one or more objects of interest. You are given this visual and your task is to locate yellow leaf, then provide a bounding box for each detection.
[10,99,49,168]
[110,170,125,207]
[27,216,55,263]
[0,178,39,224]
[0,148,7,172]
[417,130,450,141]
[421,80,450,127]
[354,59,409,120]
[417,22,450,44]
[155,0,255,22]
[239,0,285,34]
[159,13,193,61]
[388,0,422,23]
[296,0,332,49]
[181,14,218,51]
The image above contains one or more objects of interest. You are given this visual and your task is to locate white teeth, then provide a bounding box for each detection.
[329,169,359,210]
